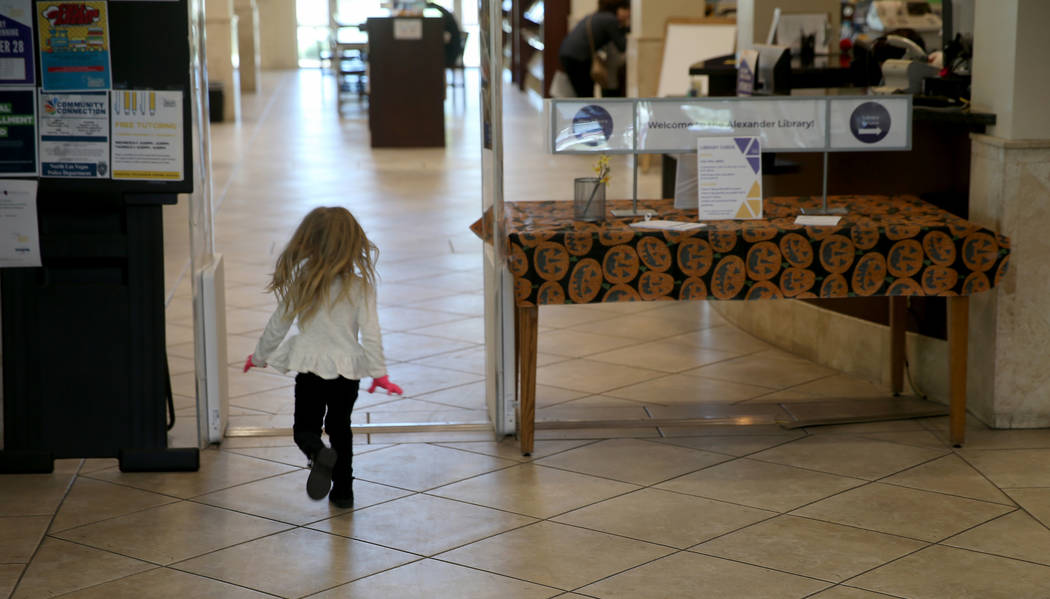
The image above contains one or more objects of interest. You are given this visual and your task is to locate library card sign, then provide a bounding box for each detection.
[0,0,35,85]
[698,136,763,220]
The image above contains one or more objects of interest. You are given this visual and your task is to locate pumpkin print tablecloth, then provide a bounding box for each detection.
[470,196,1011,306]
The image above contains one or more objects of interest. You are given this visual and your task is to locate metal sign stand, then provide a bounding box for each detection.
[610,154,650,217]
[800,151,847,216]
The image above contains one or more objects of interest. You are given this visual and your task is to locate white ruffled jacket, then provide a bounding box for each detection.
[252,279,387,380]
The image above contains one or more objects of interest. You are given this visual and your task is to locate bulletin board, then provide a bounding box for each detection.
[0,0,193,196]
[656,17,736,97]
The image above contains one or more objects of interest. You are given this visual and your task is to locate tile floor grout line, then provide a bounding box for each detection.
[776,511,942,545]
[45,492,185,538]
[10,460,84,597]
[742,450,943,486]
[835,542,965,592]
[875,478,1021,508]
[561,549,691,595]
[296,489,427,528]
[543,518,731,555]
[426,437,601,463]
[801,583,907,599]
[290,557,432,599]
[425,555,572,594]
[861,450,1022,508]
[932,526,1050,570]
[49,566,286,599]
[684,545,851,586]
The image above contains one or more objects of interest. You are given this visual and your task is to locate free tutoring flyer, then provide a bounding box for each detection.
[0,0,35,85]
[36,1,110,91]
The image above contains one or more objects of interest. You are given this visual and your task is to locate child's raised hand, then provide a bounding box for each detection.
[368,375,403,395]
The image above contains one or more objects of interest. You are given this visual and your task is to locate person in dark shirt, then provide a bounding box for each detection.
[558,0,630,97]
[426,2,463,68]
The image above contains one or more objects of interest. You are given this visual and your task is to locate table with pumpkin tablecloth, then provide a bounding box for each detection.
[471,195,1011,454]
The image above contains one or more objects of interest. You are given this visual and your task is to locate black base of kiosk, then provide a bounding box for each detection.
[1,192,198,473]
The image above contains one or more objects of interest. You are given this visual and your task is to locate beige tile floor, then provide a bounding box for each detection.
[4,70,1050,597]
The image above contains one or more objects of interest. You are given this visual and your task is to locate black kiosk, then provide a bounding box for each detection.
[0,1,199,473]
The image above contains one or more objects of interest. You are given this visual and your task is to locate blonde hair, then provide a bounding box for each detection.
[267,206,378,323]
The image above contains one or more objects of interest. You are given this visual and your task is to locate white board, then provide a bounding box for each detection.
[657,21,736,98]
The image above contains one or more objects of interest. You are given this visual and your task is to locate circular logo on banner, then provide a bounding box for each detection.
[573,105,614,146]
[849,102,891,144]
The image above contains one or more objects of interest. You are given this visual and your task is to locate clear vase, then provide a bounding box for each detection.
[574,177,606,222]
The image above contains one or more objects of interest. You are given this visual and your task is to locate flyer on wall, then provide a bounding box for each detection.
[0,87,36,176]
[36,1,110,90]
[697,136,763,220]
[0,0,35,85]
[0,178,40,267]
[111,90,183,181]
[39,90,109,177]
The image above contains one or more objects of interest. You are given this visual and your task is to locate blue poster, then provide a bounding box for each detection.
[36,1,110,91]
[0,87,37,175]
[0,1,35,85]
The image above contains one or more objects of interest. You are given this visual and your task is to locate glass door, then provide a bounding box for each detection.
[479,0,515,435]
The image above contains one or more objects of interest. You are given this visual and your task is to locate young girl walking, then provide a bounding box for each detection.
[243,206,402,508]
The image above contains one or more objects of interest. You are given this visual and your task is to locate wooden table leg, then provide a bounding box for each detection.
[948,295,969,447]
[889,296,907,396]
[517,304,538,456]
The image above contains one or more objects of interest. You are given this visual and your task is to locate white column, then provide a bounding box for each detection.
[967,0,1050,427]
[235,0,262,93]
[256,0,300,69]
[206,0,242,121]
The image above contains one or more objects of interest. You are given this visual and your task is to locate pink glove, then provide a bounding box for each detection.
[367,375,403,395]
[243,354,263,372]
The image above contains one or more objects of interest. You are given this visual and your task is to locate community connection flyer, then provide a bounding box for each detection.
[0,0,35,85]
[39,90,109,177]
[36,1,110,90]
[0,87,36,175]
[111,90,183,181]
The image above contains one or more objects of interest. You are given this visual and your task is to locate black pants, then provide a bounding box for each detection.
[293,372,359,495]
[560,55,594,98]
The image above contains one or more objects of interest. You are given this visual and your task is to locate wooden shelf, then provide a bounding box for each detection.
[501,0,568,97]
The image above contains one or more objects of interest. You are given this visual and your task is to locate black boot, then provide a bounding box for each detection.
[328,483,354,508]
[306,447,337,500]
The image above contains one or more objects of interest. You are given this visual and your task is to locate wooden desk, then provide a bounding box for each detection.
[366,16,445,147]
[473,196,1011,454]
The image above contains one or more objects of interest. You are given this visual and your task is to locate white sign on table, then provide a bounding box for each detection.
[0,178,39,267]
[698,136,763,220]
[549,99,635,154]
[549,96,912,154]
[547,96,911,217]
[828,97,912,150]
[637,98,826,153]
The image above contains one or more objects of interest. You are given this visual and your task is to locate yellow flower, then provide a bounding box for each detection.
[594,154,611,185]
